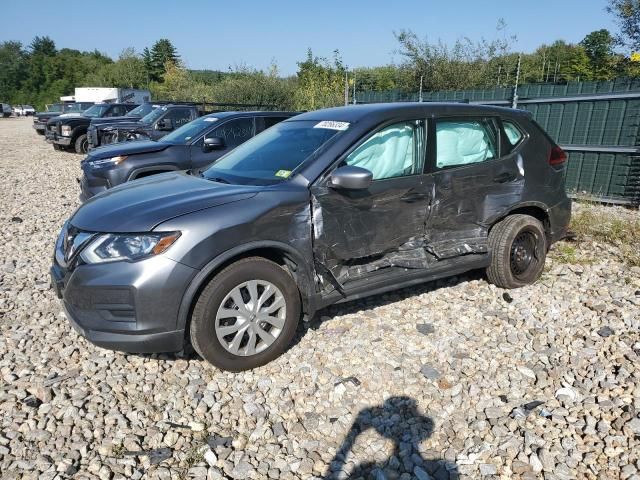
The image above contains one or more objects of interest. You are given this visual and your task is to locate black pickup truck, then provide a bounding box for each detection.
[87,102,168,150]
[33,102,94,135]
[87,104,202,149]
[46,103,138,153]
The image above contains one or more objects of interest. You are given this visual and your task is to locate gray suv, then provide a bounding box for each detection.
[51,103,571,371]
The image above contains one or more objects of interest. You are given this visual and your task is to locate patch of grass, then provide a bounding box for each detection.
[551,243,588,265]
[568,204,640,266]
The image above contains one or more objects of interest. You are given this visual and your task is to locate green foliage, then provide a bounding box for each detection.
[294,49,345,110]
[147,39,180,82]
[607,0,640,51]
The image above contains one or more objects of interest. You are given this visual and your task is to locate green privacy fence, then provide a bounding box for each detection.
[356,78,640,205]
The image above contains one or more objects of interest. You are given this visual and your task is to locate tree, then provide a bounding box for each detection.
[0,42,27,101]
[607,0,640,51]
[29,36,56,56]
[294,49,345,110]
[147,39,180,82]
[580,29,617,79]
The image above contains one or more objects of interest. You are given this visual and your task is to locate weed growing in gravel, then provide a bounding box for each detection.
[551,243,593,265]
[568,203,640,266]
[182,444,204,468]
[111,442,125,459]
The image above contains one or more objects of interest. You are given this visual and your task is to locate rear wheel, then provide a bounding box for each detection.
[486,214,547,289]
[190,257,301,371]
[74,134,88,154]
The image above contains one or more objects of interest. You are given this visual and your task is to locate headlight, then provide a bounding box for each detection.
[88,155,128,169]
[61,125,72,136]
[80,232,180,264]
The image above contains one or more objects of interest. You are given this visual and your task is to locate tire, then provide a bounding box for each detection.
[190,257,301,371]
[486,214,547,289]
[74,134,88,154]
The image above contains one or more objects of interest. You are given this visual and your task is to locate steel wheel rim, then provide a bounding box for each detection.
[215,280,286,356]
[510,231,538,279]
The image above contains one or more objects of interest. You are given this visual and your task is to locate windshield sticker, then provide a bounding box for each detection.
[275,169,292,178]
[204,117,218,122]
[314,120,350,131]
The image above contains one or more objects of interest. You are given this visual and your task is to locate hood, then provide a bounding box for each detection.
[87,139,171,159]
[101,120,151,132]
[91,116,141,126]
[36,112,61,120]
[71,172,260,232]
[58,113,84,118]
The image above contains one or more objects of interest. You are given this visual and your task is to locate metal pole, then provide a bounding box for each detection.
[512,54,521,109]
[352,72,356,105]
[344,70,349,106]
[419,75,424,102]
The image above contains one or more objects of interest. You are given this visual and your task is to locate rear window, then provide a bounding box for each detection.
[435,118,498,168]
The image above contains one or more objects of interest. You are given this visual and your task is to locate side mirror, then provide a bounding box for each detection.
[156,118,174,131]
[329,166,373,190]
[202,136,225,152]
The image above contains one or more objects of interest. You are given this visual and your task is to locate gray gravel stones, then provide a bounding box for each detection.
[1,117,640,478]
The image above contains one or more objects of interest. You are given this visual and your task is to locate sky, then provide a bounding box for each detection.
[1,0,617,75]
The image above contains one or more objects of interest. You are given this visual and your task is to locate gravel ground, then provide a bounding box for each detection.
[1,116,639,480]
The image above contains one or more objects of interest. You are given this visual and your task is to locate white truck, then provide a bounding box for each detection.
[61,88,151,104]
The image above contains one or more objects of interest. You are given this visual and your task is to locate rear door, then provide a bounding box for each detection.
[189,116,256,169]
[426,116,524,258]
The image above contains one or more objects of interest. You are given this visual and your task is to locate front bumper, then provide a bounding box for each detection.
[33,123,46,132]
[78,164,110,202]
[52,135,72,146]
[50,251,198,354]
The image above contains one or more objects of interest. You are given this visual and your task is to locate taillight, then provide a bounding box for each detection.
[549,146,567,167]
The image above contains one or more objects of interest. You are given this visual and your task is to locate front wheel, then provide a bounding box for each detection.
[74,134,88,154]
[486,214,547,289]
[190,257,301,371]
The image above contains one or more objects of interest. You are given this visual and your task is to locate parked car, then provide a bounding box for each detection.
[80,111,298,200]
[12,105,35,116]
[46,103,139,153]
[33,102,94,135]
[88,103,203,148]
[51,103,571,371]
[87,102,169,150]
[0,104,11,118]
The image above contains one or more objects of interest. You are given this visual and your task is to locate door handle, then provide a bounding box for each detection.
[400,192,426,203]
[493,172,516,183]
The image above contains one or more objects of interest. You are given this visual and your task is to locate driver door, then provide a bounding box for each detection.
[310,119,432,285]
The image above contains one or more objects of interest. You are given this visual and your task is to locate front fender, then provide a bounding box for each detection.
[175,240,317,332]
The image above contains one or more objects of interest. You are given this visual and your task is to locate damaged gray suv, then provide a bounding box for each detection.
[51,103,571,371]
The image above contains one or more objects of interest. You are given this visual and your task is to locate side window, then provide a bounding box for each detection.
[108,105,126,117]
[435,118,497,169]
[502,120,524,148]
[345,120,425,180]
[208,117,255,148]
[264,117,288,129]
[165,108,193,128]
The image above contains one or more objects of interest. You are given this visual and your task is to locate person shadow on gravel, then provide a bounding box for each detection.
[324,396,459,480]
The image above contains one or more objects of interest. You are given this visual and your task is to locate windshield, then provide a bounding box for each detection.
[47,104,62,113]
[63,103,92,113]
[140,106,167,125]
[126,103,155,118]
[83,104,110,117]
[202,120,344,185]
[160,116,217,144]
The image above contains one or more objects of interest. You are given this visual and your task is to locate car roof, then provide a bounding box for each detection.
[288,102,530,124]
[202,111,299,120]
